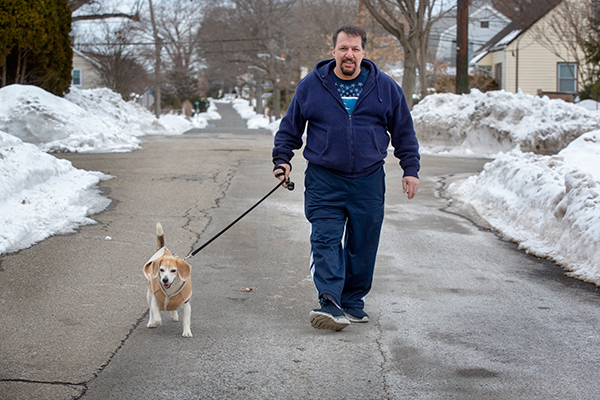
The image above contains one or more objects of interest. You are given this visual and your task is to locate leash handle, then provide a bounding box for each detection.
[186,178,293,259]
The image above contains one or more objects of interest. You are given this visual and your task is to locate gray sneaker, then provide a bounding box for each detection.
[343,308,369,323]
[309,299,350,331]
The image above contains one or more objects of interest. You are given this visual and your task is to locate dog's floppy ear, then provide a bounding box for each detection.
[143,260,153,279]
[151,259,163,278]
[176,258,192,281]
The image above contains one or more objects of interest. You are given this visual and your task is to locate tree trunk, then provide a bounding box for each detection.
[15,45,21,84]
[19,58,27,84]
[419,33,429,101]
[1,51,6,87]
[402,50,419,109]
[148,0,162,117]
[256,78,263,115]
[273,83,281,120]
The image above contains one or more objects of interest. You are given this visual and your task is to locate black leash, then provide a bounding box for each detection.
[185,177,294,259]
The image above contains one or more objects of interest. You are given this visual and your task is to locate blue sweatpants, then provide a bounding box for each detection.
[304,162,385,309]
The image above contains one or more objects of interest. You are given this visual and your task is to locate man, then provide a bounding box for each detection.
[272,25,420,331]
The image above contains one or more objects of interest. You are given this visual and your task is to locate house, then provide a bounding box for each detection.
[470,0,585,100]
[433,2,511,66]
[71,49,103,89]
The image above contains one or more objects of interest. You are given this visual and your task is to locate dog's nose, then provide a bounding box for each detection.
[162,277,169,283]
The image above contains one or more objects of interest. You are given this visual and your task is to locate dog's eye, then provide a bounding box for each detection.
[170,269,177,273]
[159,267,165,272]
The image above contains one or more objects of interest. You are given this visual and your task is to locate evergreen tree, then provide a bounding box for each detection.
[0,0,72,96]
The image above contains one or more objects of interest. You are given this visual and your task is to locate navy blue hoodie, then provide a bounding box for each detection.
[272,58,420,178]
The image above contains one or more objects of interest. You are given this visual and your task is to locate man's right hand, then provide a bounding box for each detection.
[273,163,291,187]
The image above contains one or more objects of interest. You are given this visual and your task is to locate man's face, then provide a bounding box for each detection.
[332,32,365,80]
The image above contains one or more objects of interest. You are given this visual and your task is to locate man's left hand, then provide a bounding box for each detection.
[402,176,419,200]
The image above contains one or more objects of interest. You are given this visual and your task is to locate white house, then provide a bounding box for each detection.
[435,4,511,65]
[71,49,103,89]
[470,0,589,100]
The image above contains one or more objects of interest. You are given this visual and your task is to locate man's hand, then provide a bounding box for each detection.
[402,176,419,199]
[273,163,291,187]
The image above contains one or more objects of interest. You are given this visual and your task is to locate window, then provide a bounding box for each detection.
[72,69,82,86]
[557,63,577,93]
[481,21,489,28]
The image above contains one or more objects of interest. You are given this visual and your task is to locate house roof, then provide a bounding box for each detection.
[72,48,102,69]
[470,0,563,64]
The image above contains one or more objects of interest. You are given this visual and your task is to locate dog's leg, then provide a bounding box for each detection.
[170,310,179,321]
[181,302,192,338]
[146,292,162,328]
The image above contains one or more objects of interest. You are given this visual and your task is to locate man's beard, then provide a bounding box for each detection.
[341,60,357,76]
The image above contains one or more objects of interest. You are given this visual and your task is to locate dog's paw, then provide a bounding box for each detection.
[170,311,179,321]
[147,320,162,328]
[182,330,193,338]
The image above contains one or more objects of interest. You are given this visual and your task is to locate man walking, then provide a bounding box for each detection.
[272,25,420,331]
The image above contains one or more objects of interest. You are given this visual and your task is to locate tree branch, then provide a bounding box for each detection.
[72,12,140,22]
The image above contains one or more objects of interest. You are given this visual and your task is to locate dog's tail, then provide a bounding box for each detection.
[156,222,165,250]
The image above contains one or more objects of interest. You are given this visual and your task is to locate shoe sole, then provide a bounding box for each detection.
[345,313,369,323]
[309,311,350,331]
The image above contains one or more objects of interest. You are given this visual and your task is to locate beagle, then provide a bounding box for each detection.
[143,223,193,337]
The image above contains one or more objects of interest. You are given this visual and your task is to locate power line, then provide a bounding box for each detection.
[73,36,275,47]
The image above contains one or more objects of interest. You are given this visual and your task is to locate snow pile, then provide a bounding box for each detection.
[412,89,600,156]
[199,98,222,121]
[65,87,167,137]
[0,130,112,254]
[159,113,196,134]
[0,85,213,153]
[230,98,280,133]
[447,130,600,285]
[0,85,142,153]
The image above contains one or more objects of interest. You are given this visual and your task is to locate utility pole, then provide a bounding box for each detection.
[456,0,469,94]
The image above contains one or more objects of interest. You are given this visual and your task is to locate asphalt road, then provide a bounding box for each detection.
[1,103,600,399]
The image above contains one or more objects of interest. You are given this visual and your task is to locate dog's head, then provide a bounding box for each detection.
[144,255,191,289]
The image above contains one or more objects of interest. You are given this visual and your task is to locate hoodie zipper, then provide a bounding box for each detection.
[321,70,376,174]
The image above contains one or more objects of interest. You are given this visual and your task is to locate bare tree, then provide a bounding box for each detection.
[362,0,455,108]
[69,0,141,22]
[77,21,151,99]
[199,0,297,118]
[156,0,207,105]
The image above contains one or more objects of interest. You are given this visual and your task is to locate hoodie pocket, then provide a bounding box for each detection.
[317,126,352,172]
[354,125,390,168]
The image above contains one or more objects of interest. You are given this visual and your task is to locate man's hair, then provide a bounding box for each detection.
[332,25,367,50]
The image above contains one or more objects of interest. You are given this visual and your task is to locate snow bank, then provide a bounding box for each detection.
[230,98,280,133]
[447,130,600,285]
[65,87,167,136]
[0,85,142,153]
[413,89,600,156]
[0,130,112,254]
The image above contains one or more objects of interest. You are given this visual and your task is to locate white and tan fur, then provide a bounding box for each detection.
[143,222,193,337]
